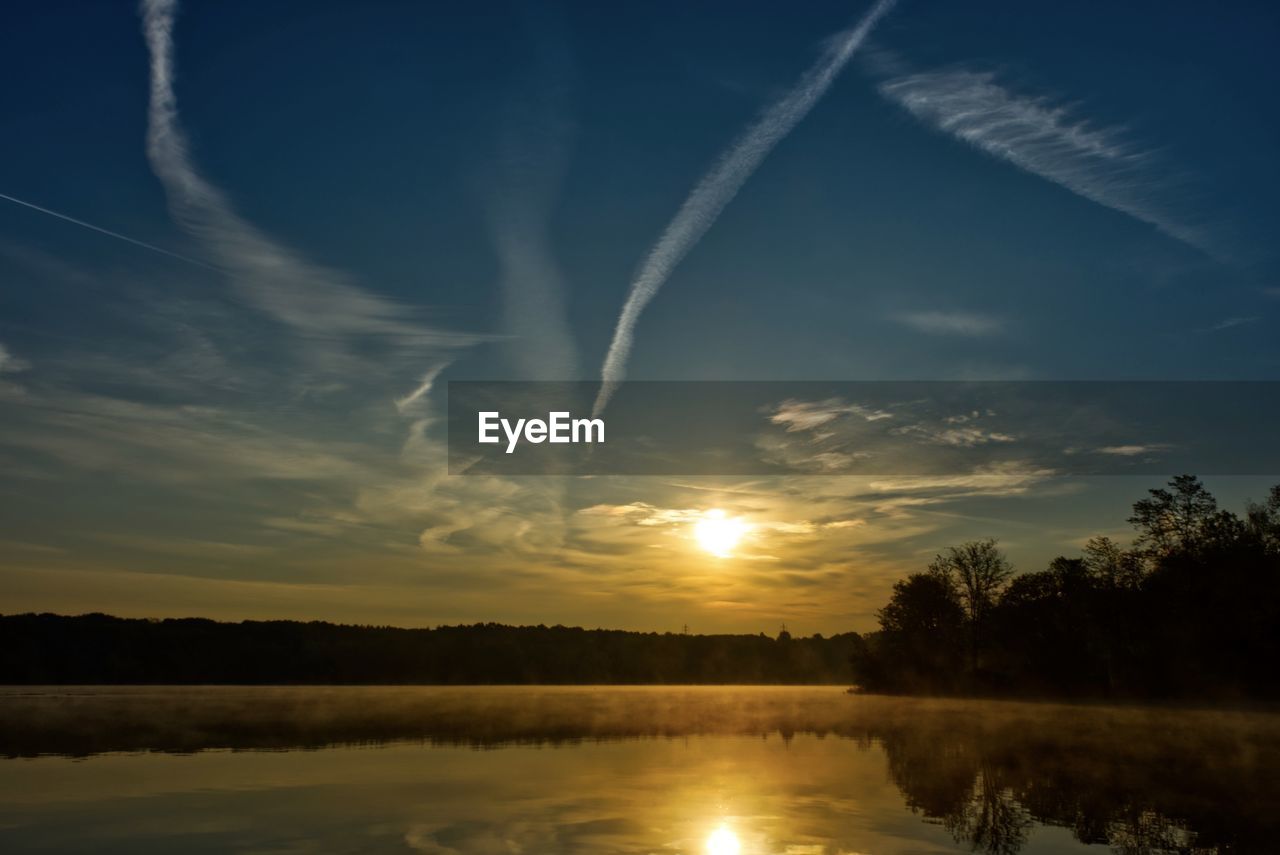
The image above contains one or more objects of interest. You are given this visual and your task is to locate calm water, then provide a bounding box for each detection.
[1,687,1277,854]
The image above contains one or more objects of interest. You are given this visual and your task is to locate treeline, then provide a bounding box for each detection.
[852,476,1280,699]
[0,615,858,684]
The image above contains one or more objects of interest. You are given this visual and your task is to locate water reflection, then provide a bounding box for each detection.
[0,687,1276,853]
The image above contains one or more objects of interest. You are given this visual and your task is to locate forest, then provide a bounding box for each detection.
[851,476,1280,699]
[0,613,857,684]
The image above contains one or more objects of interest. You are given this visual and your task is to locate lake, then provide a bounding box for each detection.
[1,686,1276,853]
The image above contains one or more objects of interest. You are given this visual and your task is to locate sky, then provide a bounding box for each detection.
[1,0,1278,634]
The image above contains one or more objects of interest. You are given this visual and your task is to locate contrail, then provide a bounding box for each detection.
[875,64,1220,258]
[140,0,484,349]
[488,11,578,381]
[0,190,217,271]
[593,0,899,415]
[394,362,446,414]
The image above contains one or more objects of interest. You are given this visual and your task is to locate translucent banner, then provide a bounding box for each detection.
[446,381,1280,476]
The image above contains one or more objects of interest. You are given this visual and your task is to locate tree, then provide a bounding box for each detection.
[1080,536,1144,695]
[870,571,967,692]
[992,557,1112,695]
[1082,536,1144,590]
[1128,475,1219,558]
[879,571,965,637]
[1245,484,1280,554]
[930,539,1013,676]
[857,477,1280,700]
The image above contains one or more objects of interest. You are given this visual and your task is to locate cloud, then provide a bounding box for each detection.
[577,502,703,527]
[891,422,1016,448]
[140,0,483,367]
[1095,444,1172,457]
[564,469,1063,614]
[0,344,30,400]
[768,398,893,433]
[485,11,578,380]
[865,462,1056,497]
[0,342,29,374]
[92,532,274,558]
[395,363,448,414]
[594,0,899,414]
[758,395,1027,473]
[1203,316,1259,333]
[130,1,521,574]
[874,62,1218,257]
[892,310,1004,336]
[0,391,376,485]
[0,240,574,581]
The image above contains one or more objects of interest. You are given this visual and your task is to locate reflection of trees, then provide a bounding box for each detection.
[880,723,1028,855]
[873,707,1277,855]
[944,771,1031,855]
[849,475,1280,852]
[880,718,978,822]
[1106,811,1199,855]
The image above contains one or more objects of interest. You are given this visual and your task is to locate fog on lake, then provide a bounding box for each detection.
[1,686,1276,854]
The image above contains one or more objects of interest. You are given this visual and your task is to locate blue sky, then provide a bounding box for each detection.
[1,0,1278,632]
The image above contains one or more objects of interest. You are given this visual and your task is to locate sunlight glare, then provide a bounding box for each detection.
[694,509,749,558]
[706,823,742,855]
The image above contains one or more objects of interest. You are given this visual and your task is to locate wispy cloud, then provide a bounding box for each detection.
[0,342,28,374]
[594,0,899,414]
[394,363,448,415]
[1,1,548,603]
[865,462,1056,497]
[1203,316,1259,333]
[578,502,704,526]
[892,310,1004,336]
[875,62,1218,257]
[485,11,577,380]
[892,423,1016,448]
[1095,444,1172,457]
[768,398,893,433]
[1,391,376,485]
[140,0,482,368]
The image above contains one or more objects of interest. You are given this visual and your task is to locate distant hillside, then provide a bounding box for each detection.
[0,613,860,685]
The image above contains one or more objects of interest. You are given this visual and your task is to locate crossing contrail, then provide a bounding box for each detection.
[0,190,217,271]
[593,0,899,415]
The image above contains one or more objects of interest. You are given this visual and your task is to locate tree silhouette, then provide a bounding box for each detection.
[1245,484,1280,553]
[1082,535,1144,590]
[852,476,1280,700]
[874,572,966,692]
[0,616,862,685]
[929,539,1012,677]
[1128,474,1218,558]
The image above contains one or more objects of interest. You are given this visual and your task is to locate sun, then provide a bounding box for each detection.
[706,823,742,855]
[694,509,749,558]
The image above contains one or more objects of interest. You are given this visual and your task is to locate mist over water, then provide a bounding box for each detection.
[1,686,1276,853]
